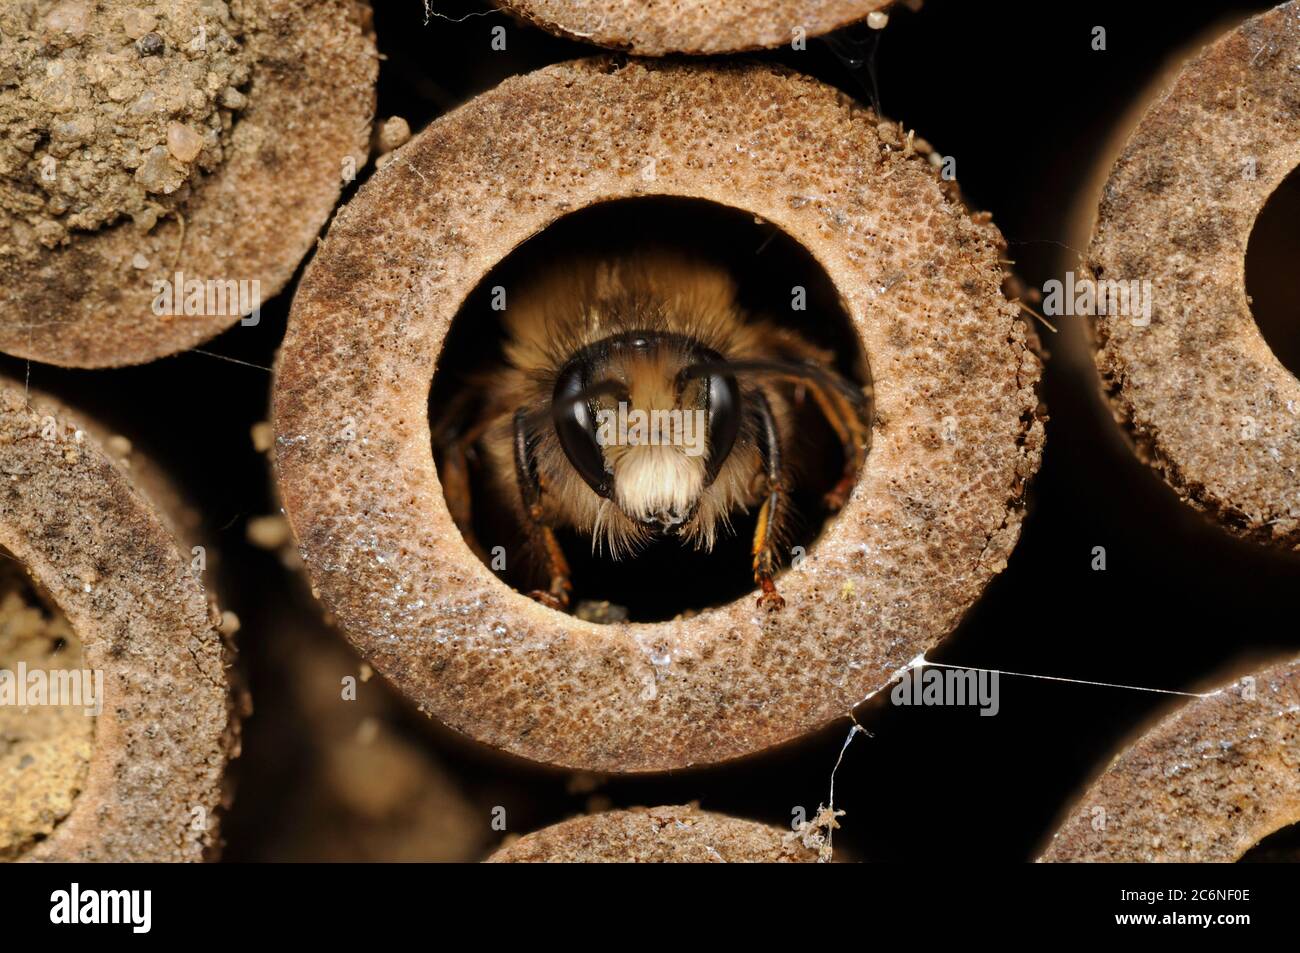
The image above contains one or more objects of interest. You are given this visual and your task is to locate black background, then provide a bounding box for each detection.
[3,0,1297,863]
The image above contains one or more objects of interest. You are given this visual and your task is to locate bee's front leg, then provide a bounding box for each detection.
[750,391,787,612]
[436,424,495,564]
[753,489,786,612]
[513,409,573,612]
[799,375,869,513]
[527,518,572,612]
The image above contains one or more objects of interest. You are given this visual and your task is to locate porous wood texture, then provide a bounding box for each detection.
[0,380,236,860]
[493,0,892,55]
[0,0,377,368]
[273,58,1043,772]
[1085,2,1300,548]
[488,805,818,862]
[1039,657,1300,862]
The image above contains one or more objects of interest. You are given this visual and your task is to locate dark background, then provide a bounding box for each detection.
[4,0,1296,861]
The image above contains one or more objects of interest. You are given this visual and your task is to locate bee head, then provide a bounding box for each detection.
[552,332,740,534]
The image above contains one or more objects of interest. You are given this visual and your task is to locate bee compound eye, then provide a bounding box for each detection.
[703,371,741,486]
[553,365,613,499]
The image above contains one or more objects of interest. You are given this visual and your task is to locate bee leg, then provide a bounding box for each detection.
[697,357,870,513]
[798,379,869,513]
[513,409,573,612]
[824,462,862,514]
[751,391,787,612]
[433,414,495,563]
[439,437,491,562]
[528,522,572,612]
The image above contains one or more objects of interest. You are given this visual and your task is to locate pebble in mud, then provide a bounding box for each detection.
[135,31,165,55]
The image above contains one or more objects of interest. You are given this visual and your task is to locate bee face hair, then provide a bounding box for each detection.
[550,330,741,537]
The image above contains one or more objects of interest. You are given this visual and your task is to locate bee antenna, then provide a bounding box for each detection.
[526,378,629,432]
[553,378,627,417]
[677,359,869,412]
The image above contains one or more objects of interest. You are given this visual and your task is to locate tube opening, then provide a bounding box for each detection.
[0,546,95,860]
[1239,819,1300,863]
[430,196,870,622]
[1245,163,1300,379]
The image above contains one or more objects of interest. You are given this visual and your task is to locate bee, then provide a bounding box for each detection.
[434,253,870,613]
